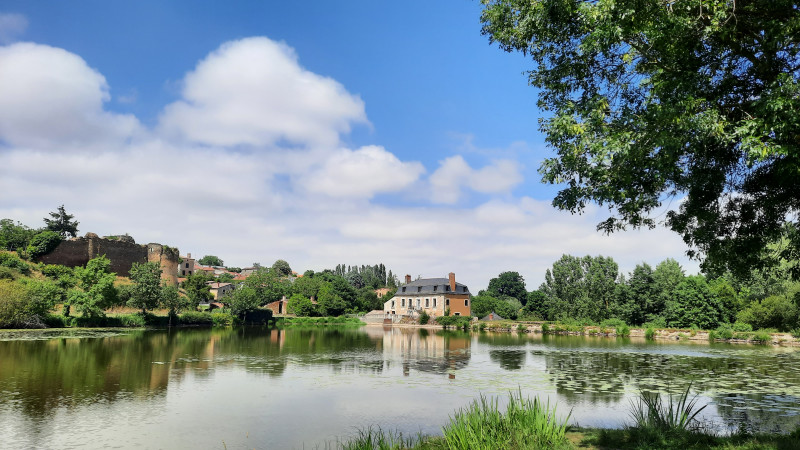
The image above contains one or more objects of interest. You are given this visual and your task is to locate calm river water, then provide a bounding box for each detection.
[1,326,799,449]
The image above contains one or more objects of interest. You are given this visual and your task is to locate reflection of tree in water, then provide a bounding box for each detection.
[489,350,526,371]
[538,349,627,404]
[713,392,800,434]
[477,333,529,347]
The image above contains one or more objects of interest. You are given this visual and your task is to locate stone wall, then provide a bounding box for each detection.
[37,233,179,286]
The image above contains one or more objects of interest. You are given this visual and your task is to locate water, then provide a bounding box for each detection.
[0,326,798,448]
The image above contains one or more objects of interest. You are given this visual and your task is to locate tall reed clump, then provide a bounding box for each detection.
[442,389,571,449]
[629,384,707,434]
[645,327,656,340]
[337,426,417,450]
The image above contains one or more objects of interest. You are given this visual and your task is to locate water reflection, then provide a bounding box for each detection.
[1,326,799,447]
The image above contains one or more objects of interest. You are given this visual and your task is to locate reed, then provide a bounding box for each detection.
[629,384,707,433]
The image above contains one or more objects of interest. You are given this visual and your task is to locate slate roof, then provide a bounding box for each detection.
[396,278,471,295]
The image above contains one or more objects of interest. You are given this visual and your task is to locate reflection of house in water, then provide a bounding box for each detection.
[373,327,471,378]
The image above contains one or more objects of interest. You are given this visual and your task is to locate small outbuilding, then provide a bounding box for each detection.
[481,311,505,321]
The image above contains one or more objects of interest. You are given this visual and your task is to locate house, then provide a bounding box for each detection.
[178,253,196,277]
[265,295,317,316]
[383,273,471,319]
[374,288,391,299]
[207,282,234,300]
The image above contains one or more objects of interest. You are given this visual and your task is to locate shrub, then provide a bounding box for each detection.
[516,324,527,333]
[541,323,550,334]
[751,331,771,343]
[442,390,570,449]
[0,252,30,274]
[601,318,627,328]
[732,322,753,332]
[211,312,234,327]
[793,329,800,339]
[616,324,631,337]
[630,384,707,432]
[26,231,62,259]
[478,322,487,331]
[436,315,470,329]
[718,327,734,340]
[645,327,656,340]
[118,314,146,327]
[0,266,18,280]
[419,310,430,325]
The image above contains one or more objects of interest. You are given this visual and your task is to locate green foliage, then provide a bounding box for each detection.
[540,254,619,322]
[211,312,234,327]
[0,252,30,274]
[277,316,363,326]
[178,311,214,325]
[242,268,290,305]
[355,287,382,312]
[43,205,79,238]
[70,256,118,317]
[127,262,162,314]
[271,259,292,277]
[752,331,772,343]
[291,275,320,299]
[198,255,223,266]
[338,427,418,450]
[664,275,724,330]
[287,293,317,317]
[161,285,191,325]
[181,273,213,307]
[0,219,36,252]
[0,279,52,328]
[227,285,260,319]
[736,295,799,332]
[732,322,753,332]
[486,271,527,304]
[436,315,471,329]
[516,323,526,333]
[27,231,62,259]
[481,0,800,279]
[442,390,570,449]
[645,327,656,340]
[616,324,631,337]
[418,310,430,325]
[541,323,550,334]
[630,385,707,435]
[0,266,18,280]
[471,293,519,320]
[317,283,348,317]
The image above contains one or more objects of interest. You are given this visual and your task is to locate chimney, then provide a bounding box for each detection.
[405,274,411,284]
[449,272,456,291]
[187,253,191,259]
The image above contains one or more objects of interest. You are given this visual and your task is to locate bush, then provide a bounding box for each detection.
[117,314,146,327]
[616,324,631,337]
[436,315,470,329]
[645,327,656,340]
[0,266,18,280]
[541,323,550,334]
[732,321,753,332]
[211,312,234,327]
[419,310,430,325]
[751,331,771,343]
[180,311,214,325]
[26,231,62,259]
[516,324,527,333]
[0,252,30,274]
[601,318,627,328]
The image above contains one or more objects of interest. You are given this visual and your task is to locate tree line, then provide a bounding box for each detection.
[473,255,800,332]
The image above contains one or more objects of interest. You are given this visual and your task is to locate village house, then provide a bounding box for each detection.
[207,282,234,300]
[178,253,196,277]
[383,273,471,319]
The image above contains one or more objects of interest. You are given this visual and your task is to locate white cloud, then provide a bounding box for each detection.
[301,145,425,198]
[0,42,141,150]
[0,13,27,43]
[159,37,367,148]
[430,155,523,203]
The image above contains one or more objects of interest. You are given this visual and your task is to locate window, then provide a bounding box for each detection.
[402,287,406,292]
[416,299,421,308]
[417,286,422,292]
[463,286,467,293]
[433,285,438,292]
[433,298,437,307]
[391,300,395,308]
[401,298,405,307]
[185,263,189,268]
[445,298,450,306]
[425,298,429,307]
[454,312,461,316]
[465,299,469,306]
[182,270,186,276]
[445,286,450,292]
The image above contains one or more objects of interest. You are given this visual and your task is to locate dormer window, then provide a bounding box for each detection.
[445,286,450,292]
[433,285,438,292]
[402,287,406,292]
[417,286,422,292]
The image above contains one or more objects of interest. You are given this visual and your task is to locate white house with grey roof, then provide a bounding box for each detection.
[383,273,472,318]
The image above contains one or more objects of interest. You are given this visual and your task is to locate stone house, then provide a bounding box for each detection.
[207,282,234,300]
[383,273,471,319]
[179,253,196,277]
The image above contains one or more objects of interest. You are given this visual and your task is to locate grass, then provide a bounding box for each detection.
[629,384,707,433]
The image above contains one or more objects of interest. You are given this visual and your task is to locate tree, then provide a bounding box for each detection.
[198,255,224,266]
[287,293,317,317]
[26,231,62,259]
[43,205,79,238]
[181,272,212,307]
[271,259,292,277]
[228,285,260,319]
[0,219,36,252]
[161,285,190,326]
[128,262,162,314]
[241,268,290,305]
[486,271,527,304]
[481,1,800,279]
[69,256,118,317]
[664,275,724,330]
[292,275,321,299]
[316,284,348,316]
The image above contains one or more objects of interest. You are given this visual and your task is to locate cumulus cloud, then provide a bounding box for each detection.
[159,37,367,148]
[0,43,141,150]
[430,155,523,203]
[301,145,425,198]
[0,13,27,43]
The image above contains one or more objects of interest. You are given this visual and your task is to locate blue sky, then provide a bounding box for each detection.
[0,1,697,289]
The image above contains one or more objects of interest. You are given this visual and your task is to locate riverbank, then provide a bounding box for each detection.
[369,320,800,347]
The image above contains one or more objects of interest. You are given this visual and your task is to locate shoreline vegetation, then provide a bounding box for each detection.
[329,388,800,450]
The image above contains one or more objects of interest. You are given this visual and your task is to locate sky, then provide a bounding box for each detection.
[0,1,699,290]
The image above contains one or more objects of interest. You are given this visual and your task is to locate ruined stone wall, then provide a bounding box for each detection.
[37,233,179,286]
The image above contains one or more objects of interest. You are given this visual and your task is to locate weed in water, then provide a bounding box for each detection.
[645,327,655,340]
[629,384,707,433]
